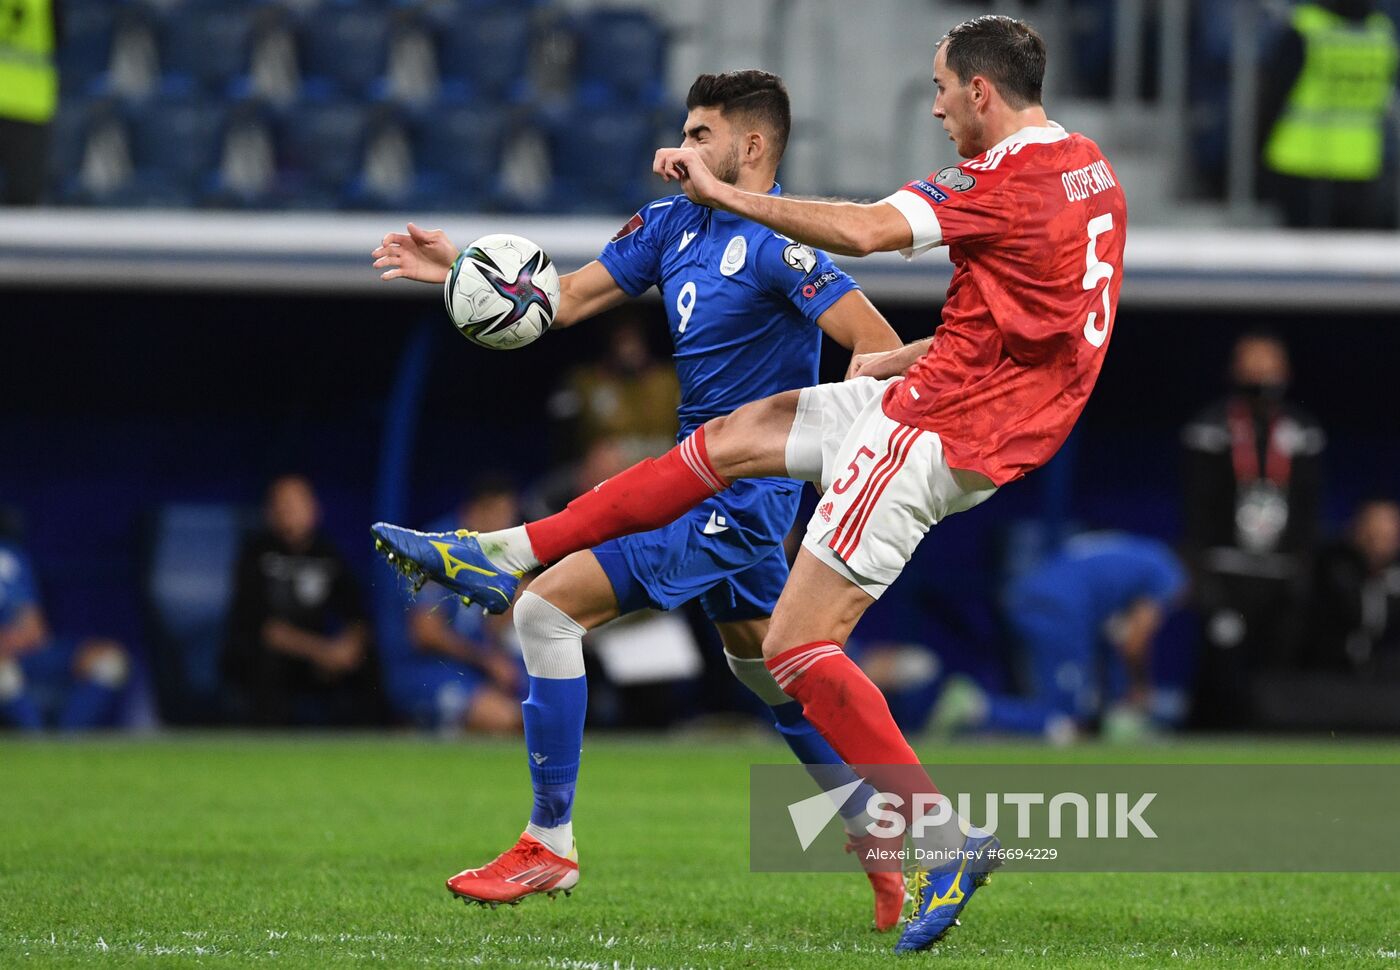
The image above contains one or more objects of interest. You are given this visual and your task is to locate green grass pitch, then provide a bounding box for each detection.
[2,735,1397,967]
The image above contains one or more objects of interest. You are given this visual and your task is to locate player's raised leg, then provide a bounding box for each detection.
[444,551,614,906]
[371,392,801,611]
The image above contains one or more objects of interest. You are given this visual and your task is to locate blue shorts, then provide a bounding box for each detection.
[594,477,802,623]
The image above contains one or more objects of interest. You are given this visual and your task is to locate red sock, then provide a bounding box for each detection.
[525,426,729,565]
[767,641,938,824]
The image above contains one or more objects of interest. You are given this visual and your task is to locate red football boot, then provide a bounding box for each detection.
[846,833,910,932]
[446,833,579,907]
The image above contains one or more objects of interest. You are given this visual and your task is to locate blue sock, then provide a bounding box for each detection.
[1,693,43,731]
[772,700,876,823]
[523,674,587,829]
[58,680,121,730]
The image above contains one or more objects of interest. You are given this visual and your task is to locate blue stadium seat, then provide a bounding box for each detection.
[412,102,507,207]
[572,9,666,108]
[434,8,532,102]
[277,101,369,202]
[125,98,228,193]
[145,504,246,723]
[46,101,96,203]
[298,5,391,100]
[544,105,656,213]
[156,2,257,97]
[58,0,117,96]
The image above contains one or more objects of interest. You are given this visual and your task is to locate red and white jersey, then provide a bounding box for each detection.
[880,123,1127,486]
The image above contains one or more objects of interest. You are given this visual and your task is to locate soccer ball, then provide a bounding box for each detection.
[443,233,560,350]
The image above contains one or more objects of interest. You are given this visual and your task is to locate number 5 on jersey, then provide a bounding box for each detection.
[1081,213,1114,348]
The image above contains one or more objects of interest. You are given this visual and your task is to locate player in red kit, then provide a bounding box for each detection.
[372,15,1125,951]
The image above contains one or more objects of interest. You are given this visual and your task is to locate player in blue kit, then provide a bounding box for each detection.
[371,72,906,926]
[0,538,131,731]
[933,533,1187,741]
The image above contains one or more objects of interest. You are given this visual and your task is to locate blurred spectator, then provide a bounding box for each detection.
[1308,497,1400,675]
[387,478,525,734]
[0,535,131,731]
[222,475,379,727]
[0,0,60,204]
[1182,332,1324,727]
[547,314,680,462]
[526,436,631,521]
[1259,0,1399,228]
[929,533,1187,744]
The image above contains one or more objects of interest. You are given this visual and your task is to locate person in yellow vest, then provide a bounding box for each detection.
[0,0,60,205]
[1260,0,1399,228]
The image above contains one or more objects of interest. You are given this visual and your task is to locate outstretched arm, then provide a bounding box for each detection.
[654,148,914,257]
[552,260,630,329]
[372,225,627,329]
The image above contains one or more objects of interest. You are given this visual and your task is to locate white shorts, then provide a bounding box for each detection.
[784,377,997,598]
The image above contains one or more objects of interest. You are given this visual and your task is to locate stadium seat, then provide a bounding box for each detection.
[144,504,247,724]
[544,105,657,212]
[411,102,508,207]
[297,4,392,100]
[125,98,229,195]
[46,101,96,203]
[277,101,370,203]
[434,8,533,103]
[571,9,667,108]
[57,0,117,96]
[156,2,257,97]
[344,117,417,209]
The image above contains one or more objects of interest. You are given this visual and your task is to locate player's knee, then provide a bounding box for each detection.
[704,393,797,481]
[75,640,130,689]
[0,658,24,701]
[759,629,791,663]
[514,590,586,679]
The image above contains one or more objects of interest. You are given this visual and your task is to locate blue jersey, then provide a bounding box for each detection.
[598,184,859,437]
[0,542,38,628]
[1010,534,1186,627]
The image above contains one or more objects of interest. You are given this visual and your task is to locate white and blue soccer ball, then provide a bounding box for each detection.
[444,233,560,350]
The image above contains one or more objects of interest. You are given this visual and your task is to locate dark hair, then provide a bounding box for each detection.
[685,70,791,158]
[466,472,517,503]
[940,16,1046,109]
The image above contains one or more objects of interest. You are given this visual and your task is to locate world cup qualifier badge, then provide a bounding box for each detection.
[611,212,644,241]
[782,241,817,275]
[934,166,977,192]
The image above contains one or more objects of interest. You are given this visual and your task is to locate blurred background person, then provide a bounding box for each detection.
[1258,0,1399,229]
[547,314,680,463]
[384,477,526,734]
[0,524,131,731]
[930,534,1187,744]
[1181,331,1324,727]
[1308,497,1400,676]
[0,0,60,205]
[221,474,380,727]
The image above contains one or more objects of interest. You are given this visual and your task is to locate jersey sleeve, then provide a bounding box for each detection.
[753,233,859,322]
[881,163,1015,258]
[597,202,668,297]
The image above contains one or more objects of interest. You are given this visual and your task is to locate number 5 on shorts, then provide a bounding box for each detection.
[832,446,877,494]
